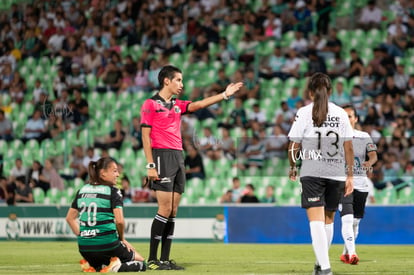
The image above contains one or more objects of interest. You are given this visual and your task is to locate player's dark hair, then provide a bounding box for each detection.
[342,104,357,116]
[308,72,332,127]
[158,65,182,88]
[88,157,117,186]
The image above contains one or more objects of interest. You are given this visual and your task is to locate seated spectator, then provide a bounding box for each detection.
[220,189,233,203]
[52,67,68,99]
[281,49,302,79]
[348,49,364,79]
[133,59,150,92]
[219,98,248,129]
[289,30,309,55]
[190,33,209,63]
[42,159,65,191]
[120,176,133,205]
[238,69,260,100]
[330,79,351,106]
[21,110,47,143]
[358,0,383,31]
[27,160,49,195]
[71,88,89,124]
[237,32,258,67]
[67,63,87,93]
[215,37,236,65]
[265,124,288,159]
[242,134,266,170]
[247,103,267,128]
[381,75,404,99]
[0,63,13,93]
[9,71,26,105]
[263,10,282,39]
[261,185,276,203]
[130,116,142,151]
[306,49,326,76]
[82,147,100,172]
[184,145,206,180]
[68,146,87,180]
[286,86,303,110]
[198,127,221,161]
[8,158,27,184]
[0,176,14,205]
[45,113,65,139]
[82,46,102,74]
[294,0,312,37]
[360,64,381,97]
[393,64,409,91]
[0,109,13,141]
[219,127,236,160]
[319,28,342,60]
[94,119,126,150]
[259,46,286,79]
[14,176,33,203]
[97,61,122,93]
[274,101,295,133]
[239,183,259,203]
[350,85,369,120]
[193,89,223,120]
[229,177,242,203]
[327,53,348,79]
[209,68,231,94]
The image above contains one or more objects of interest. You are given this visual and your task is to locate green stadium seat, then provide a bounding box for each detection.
[33,187,45,204]
[46,188,62,204]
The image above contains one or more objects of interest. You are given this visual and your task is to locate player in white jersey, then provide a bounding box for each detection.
[339,105,378,265]
[288,73,354,275]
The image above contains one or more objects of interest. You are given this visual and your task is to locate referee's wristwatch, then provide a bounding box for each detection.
[146,163,156,169]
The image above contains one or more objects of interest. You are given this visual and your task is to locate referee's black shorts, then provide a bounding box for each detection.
[339,189,369,219]
[150,148,186,194]
[300,176,345,211]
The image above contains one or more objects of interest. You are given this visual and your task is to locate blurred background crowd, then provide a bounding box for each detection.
[0,0,413,205]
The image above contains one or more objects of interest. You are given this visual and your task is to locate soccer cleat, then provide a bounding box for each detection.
[319,269,333,275]
[100,257,122,273]
[163,259,185,270]
[80,259,96,272]
[340,254,349,264]
[147,260,171,270]
[349,254,359,265]
[312,264,321,275]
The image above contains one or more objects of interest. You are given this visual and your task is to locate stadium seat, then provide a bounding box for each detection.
[33,187,45,204]
[47,188,61,204]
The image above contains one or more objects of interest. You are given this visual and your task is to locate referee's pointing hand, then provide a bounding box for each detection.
[224,82,244,97]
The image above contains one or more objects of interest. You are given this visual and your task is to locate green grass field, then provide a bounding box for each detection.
[1,242,413,274]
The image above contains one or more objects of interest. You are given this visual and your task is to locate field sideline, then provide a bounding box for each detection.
[1,242,413,274]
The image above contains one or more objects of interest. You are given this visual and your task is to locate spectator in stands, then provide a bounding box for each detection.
[378,94,398,126]
[95,119,126,150]
[21,109,46,143]
[130,116,142,151]
[360,64,381,97]
[67,63,87,93]
[218,97,248,129]
[263,10,282,39]
[238,69,260,100]
[350,84,369,120]
[265,124,288,159]
[133,59,150,92]
[21,28,42,59]
[220,189,233,203]
[306,49,327,76]
[8,157,27,184]
[120,175,133,205]
[314,0,334,35]
[219,127,236,160]
[42,159,65,191]
[68,146,87,180]
[242,134,266,170]
[237,32,258,68]
[198,127,221,161]
[27,160,49,195]
[358,0,383,31]
[48,27,65,57]
[45,112,65,139]
[71,88,89,124]
[294,0,312,37]
[190,33,209,63]
[290,30,309,56]
[393,64,409,91]
[330,79,351,106]
[319,28,342,60]
[32,79,47,105]
[99,61,122,93]
[281,48,302,79]
[261,185,276,203]
[82,46,102,74]
[0,63,13,93]
[274,101,295,133]
[82,147,100,171]
[239,183,259,203]
[381,75,404,99]
[259,45,286,79]
[9,70,26,105]
[215,37,236,65]
[0,176,13,205]
[348,49,365,79]
[14,176,33,204]
[184,145,205,180]
[0,109,13,141]
[52,67,68,99]
[209,68,231,95]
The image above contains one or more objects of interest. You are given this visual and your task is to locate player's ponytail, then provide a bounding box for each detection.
[308,73,332,127]
[88,157,117,186]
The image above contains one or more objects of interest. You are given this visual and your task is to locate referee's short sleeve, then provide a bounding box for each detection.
[140,99,154,127]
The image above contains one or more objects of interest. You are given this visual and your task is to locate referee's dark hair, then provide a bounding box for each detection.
[342,104,359,121]
[88,157,118,186]
[308,72,332,127]
[158,65,182,88]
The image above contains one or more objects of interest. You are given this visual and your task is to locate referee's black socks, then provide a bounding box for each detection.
[149,213,168,261]
[160,217,176,261]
